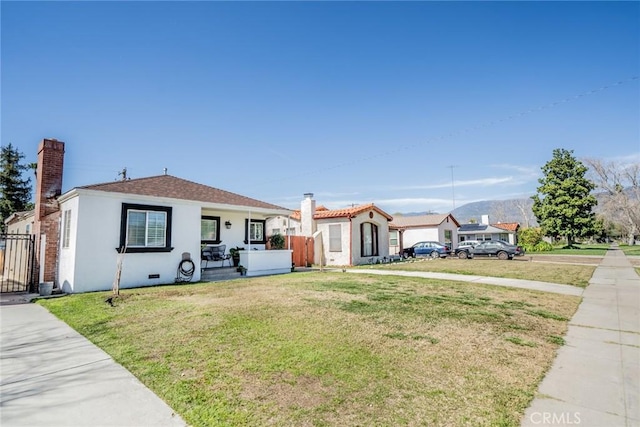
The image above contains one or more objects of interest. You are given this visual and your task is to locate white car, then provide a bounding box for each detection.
[456,240,480,249]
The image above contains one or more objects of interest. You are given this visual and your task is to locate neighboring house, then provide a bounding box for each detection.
[389,214,460,256]
[31,138,293,294]
[266,205,329,237]
[457,215,520,245]
[267,193,393,266]
[4,211,34,235]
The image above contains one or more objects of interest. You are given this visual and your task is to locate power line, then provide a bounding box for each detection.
[261,76,639,186]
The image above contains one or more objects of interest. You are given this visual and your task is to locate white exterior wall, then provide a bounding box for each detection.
[401,225,458,250]
[5,215,34,235]
[351,212,390,265]
[265,215,300,237]
[57,196,79,292]
[239,249,292,276]
[316,211,391,267]
[208,210,268,251]
[402,228,441,248]
[316,219,351,266]
[59,192,203,293]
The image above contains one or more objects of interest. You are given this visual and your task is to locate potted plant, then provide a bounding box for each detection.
[237,265,247,276]
[229,246,243,267]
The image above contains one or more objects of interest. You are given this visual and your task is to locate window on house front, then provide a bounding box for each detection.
[389,230,398,246]
[499,233,509,242]
[329,224,342,252]
[119,203,172,253]
[62,209,71,248]
[286,227,296,236]
[244,219,266,244]
[361,222,379,257]
[201,216,221,244]
[444,230,452,246]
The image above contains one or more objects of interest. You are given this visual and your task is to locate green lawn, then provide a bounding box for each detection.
[367,257,596,287]
[534,243,640,257]
[38,273,581,427]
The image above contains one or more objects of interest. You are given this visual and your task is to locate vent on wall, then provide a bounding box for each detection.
[148,274,160,279]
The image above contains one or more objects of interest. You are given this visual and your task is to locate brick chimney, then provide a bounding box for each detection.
[34,138,65,285]
[300,193,316,237]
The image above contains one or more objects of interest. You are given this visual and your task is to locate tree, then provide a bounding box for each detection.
[583,157,639,245]
[531,148,597,248]
[0,144,34,232]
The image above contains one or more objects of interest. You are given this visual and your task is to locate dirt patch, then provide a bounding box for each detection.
[521,254,640,267]
[517,255,603,265]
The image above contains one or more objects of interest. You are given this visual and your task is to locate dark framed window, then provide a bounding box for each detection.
[361,222,379,257]
[201,216,221,244]
[119,203,173,253]
[244,219,266,244]
[444,229,452,246]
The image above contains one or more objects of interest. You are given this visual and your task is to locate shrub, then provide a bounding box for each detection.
[533,241,554,252]
[268,233,285,249]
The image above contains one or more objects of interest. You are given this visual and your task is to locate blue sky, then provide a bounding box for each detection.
[2,1,639,214]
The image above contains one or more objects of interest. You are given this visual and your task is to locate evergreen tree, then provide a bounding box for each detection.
[0,144,34,232]
[531,148,597,247]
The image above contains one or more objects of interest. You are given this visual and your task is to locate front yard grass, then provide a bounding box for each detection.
[369,257,596,287]
[38,273,581,427]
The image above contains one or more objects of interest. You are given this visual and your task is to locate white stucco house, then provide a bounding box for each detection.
[388,214,460,256]
[4,211,34,235]
[267,193,393,266]
[31,138,294,294]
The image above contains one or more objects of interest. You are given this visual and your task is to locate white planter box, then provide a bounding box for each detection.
[239,250,292,277]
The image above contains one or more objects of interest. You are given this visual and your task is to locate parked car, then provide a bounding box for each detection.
[455,240,525,260]
[456,240,480,250]
[402,241,451,259]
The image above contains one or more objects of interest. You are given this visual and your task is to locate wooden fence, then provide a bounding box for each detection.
[286,236,314,267]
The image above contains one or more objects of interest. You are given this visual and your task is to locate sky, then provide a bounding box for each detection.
[2,1,639,215]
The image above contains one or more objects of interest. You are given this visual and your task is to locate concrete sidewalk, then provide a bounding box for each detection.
[0,249,637,426]
[522,246,639,427]
[344,268,584,296]
[0,301,187,427]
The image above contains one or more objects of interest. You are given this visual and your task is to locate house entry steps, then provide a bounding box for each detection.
[200,266,241,282]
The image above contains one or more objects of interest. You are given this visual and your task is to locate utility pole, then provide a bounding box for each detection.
[447,165,457,211]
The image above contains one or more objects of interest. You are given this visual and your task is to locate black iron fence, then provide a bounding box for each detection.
[0,234,36,293]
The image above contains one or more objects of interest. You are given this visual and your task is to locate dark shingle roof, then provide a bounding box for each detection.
[390,214,460,229]
[78,175,289,211]
[458,223,488,232]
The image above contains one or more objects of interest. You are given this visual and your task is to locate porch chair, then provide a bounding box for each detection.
[201,244,231,269]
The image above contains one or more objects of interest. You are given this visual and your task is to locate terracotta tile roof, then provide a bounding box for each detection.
[491,222,520,232]
[314,203,393,221]
[78,175,289,211]
[390,214,460,229]
[289,205,328,221]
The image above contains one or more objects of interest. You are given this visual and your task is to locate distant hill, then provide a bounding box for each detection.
[396,198,537,226]
[451,198,537,226]
[400,190,630,227]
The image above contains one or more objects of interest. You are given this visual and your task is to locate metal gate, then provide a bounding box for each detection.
[0,234,36,293]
